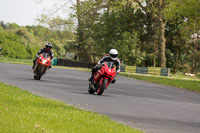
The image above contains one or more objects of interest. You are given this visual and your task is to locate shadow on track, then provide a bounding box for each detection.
[64,89,115,97]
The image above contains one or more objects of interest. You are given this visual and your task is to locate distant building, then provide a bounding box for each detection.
[65,52,78,60]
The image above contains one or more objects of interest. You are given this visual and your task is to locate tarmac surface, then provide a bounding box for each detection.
[0,63,200,133]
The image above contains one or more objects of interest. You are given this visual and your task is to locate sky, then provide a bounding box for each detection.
[0,0,74,26]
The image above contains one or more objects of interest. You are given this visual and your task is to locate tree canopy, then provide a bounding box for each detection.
[74,0,200,73]
[1,0,200,73]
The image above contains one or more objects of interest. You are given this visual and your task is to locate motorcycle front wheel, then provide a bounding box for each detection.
[97,78,108,95]
[34,75,41,80]
[33,65,43,80]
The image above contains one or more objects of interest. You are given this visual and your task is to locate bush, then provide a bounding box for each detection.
[0,30,30,59]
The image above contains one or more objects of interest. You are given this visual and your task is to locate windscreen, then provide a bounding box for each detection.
[42,53,49,58]
[105,61,113,69]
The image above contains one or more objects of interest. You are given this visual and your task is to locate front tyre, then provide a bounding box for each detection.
[97,79,107,95]
[33,65,43,80]
[37,75,41,80]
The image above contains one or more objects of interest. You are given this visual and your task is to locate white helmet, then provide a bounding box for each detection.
[109,49,118,60]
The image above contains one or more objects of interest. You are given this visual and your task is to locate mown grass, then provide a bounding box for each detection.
[0,57,90,72]
[120,73,200,92]
[170,72,200,80]
[0,57,32,65]
[54,65,91,72]
[0,82,142,133]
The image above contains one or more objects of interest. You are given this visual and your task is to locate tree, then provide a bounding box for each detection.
[0,30,29,59]
[36,15,76,56]
[165,0,200,72]
[134,0,160,67]
[158,0,166,67]
[75,0,103,62]
[37,15,74,31]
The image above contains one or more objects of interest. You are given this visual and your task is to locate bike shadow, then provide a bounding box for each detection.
[64,89,115,97]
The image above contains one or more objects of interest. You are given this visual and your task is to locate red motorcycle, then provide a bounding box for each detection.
[88,61,116,95]
[33,53,51,80]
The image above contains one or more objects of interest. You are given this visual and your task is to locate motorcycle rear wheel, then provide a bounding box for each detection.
[97,79,107,95]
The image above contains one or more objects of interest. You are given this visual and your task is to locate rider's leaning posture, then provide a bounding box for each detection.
[32,42,54,69]
[89,49,121,83]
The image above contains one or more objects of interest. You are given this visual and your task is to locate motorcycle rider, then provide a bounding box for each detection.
[88,49,121,83]
[32,42,54,69]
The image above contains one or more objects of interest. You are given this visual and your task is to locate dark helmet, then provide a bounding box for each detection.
[46,42,52,48]
[109,49,118,60]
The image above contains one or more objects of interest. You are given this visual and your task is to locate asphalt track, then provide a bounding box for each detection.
[0,63,200,133]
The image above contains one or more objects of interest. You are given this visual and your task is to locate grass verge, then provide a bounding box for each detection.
[120,73,200,92]
[0,82,142,133]
[0,57,90,72]
[0,57,32,65]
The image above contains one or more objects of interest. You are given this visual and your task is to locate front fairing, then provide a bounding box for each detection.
[93,62,116,86]
[103,62,116,79]
[37,54,51,67]
[93,69,104,83]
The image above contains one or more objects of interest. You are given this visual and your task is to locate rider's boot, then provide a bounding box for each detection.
[32,59,36,69]
[32,63,35,69]
[88,73,94,83]
[88,76,93,82]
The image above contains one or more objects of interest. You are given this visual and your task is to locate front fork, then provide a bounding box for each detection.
[89,76,110,91]
[98,77,110,89]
